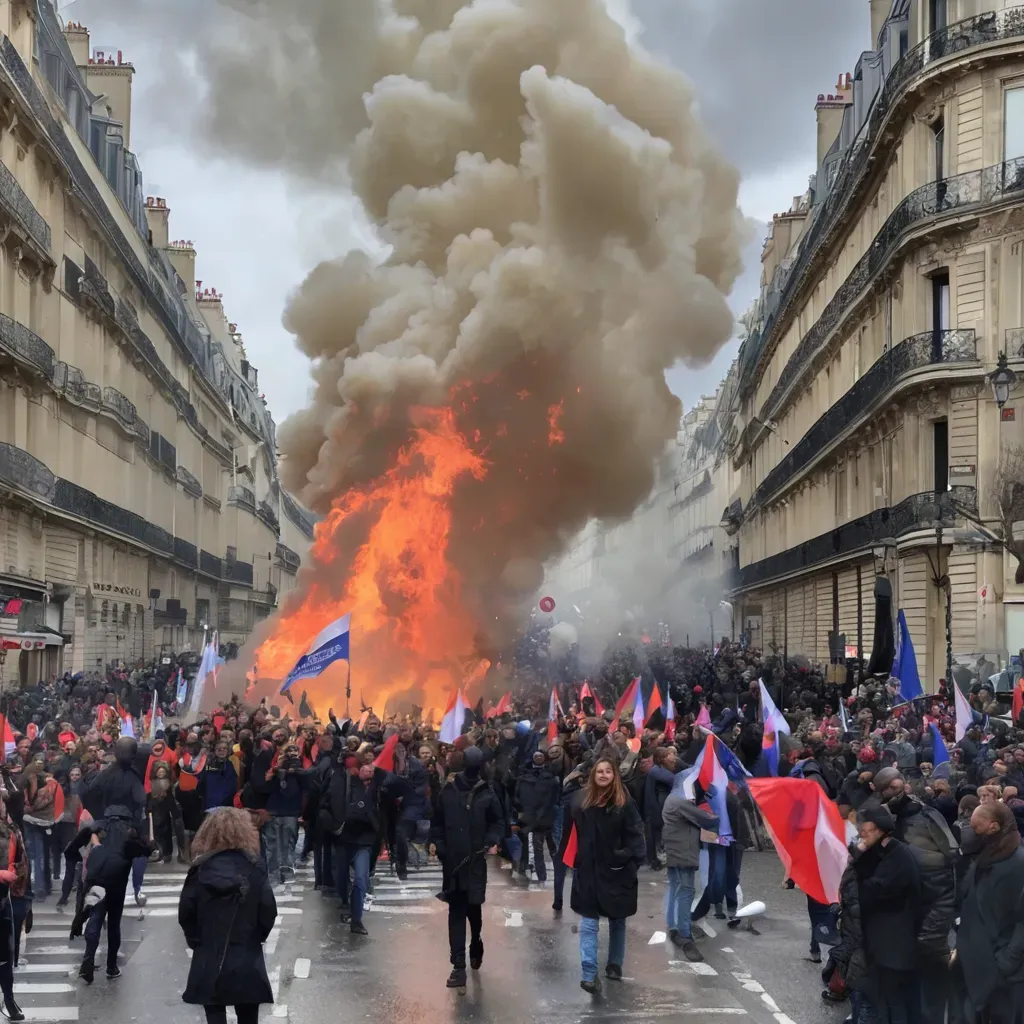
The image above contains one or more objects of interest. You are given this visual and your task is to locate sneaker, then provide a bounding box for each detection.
[446,967,467,989]
[648,860,665,871]
[604,964,622,981]
[469,944,483,970]
[552,901,562,915]
[78,960,94,985]
[805,951,822,964]
[580,978,601,994]
[134,891,147,907]
[681,940,704,962]
[106,967,122,980]
[55,896,68,910]
[350,921,368,936]
[16,957,26,968]
[668,928,679,944]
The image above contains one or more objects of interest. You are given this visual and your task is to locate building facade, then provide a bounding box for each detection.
[0,3,313,684]
[732,0,1024,687]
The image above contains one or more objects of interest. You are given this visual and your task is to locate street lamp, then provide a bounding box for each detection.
[988,351,1017,409]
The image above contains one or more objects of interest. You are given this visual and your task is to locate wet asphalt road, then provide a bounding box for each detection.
[22,848,850,1024]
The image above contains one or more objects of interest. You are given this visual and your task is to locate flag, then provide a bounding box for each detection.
[281,613,351,694]
[838,700,851,735]
[580,682,604,716]
[892,610,923,702]
[613,677,640,722]
[374,733,400,772]
[562,823,578,869]
[762,721,780,776]
[95,703,113,732]
[632,686,646,736]
[1013,676,1024,727]
[494,692,512,718]
[712,734,752,784]
[929,721,950,779]
[118,705,134,739]
[695,704,712,731]
[148,703,163,742]
[664,696,676,742]
[748,776,849,905]
[955,682,977,742]
[759,679,791,735]
[695,734,732,843]
[440,688,469,744]
[644,684,663,726]
[547,687,561,744]
[0,717,15,758]
[176,667,187,705]
[190,636,225,714]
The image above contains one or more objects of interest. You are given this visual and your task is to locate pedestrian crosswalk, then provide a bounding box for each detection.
[17,900,83,1022]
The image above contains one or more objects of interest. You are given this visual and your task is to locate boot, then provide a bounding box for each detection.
[78,958,94,985]
[469,940,483,970]
[3,996,25,1022]
[446,967,467,989]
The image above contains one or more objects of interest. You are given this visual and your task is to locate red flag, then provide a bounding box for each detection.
[1014,678,1024,725]
[580,682,604,716]
[664,698,676,742]
[562,823,578,869]
[748,777,849,905]
[613,677,640,722]
[374,733,400,772]
[494,692,512,717]
[0,717,13,757]
[645,684,663,725]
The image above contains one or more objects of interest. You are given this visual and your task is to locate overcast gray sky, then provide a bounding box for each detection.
[72,0,870,422]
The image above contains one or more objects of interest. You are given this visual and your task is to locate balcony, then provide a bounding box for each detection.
[227,484,256,512]
[101,386,138,430]
[275,542,301,573]
[199,550,223,579]
[749,330,977,513]
[175,465,203,499]
[256,499,280,535]
[52,478,175,556]
[741,6,1024,398]
[173,537,198,569]
[736,487,977,591]
[223,559,254,587]
[0,442,55,500]
[148,432,177,475]
[80,256,116,324]
[0,312,54,380]
[0,159,51,255]
[282,492,317,541]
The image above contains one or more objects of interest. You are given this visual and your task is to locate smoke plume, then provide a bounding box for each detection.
[80,0,748,704]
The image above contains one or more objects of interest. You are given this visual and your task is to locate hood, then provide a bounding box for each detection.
[194,848,260,896]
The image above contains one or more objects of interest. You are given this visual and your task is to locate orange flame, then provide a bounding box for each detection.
[547,399,565,446]
[254,407,490,716]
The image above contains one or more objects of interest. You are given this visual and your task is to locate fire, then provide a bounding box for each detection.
[547,399,565,446]
[252,407,489,717]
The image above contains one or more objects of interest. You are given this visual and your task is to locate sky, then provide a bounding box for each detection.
[70,0,870,425]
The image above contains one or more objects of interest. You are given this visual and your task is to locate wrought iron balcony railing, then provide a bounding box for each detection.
[200,550,223,579]
[0,160,51,253]
[223,559,254,587]
[282,492,317,541]
[275,542,301,573]
[176,466,203,499]
[740,6,1024,398]
[228,484,256,512]
[736,487,977,591]
[749,329,977,513]
[0,312,54,379]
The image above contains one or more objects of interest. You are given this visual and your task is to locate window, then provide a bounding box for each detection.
[1006,87,1024,162]
[929,0,947,33]
[931,270,950,355]
[899,29,909,59]
[933,117,945,182]
[933,420,949,493]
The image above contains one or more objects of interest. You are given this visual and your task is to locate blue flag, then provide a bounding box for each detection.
[892,609,923,702]
[281,613,351,694]
[930,721,950,779]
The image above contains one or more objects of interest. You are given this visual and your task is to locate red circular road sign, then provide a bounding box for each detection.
[539,596,556,613]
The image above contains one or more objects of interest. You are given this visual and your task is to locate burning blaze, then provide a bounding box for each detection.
[253,407,490,717]
[547,400,565,446]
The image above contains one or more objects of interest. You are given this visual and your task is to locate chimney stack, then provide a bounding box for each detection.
[815,74,854,166]
[85,47,135,148]
[145,196,170,249]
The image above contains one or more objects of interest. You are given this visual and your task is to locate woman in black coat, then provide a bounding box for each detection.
[567,756,646,994]
[178,808,278,1024]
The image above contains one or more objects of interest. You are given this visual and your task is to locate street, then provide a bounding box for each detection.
[15,849,850,1024]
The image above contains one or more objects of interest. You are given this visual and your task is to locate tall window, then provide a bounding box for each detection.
[1006,87,1024,162]
[929,0,947,33]
[933,420,949,494]
[931,270,950,359]
[933,117,945,182]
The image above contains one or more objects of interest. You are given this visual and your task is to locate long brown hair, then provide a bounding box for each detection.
[582,756,628,810]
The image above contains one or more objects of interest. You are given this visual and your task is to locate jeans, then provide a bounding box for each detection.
[131,856,146,896]
[578,916,626,982]
[666,866,697,938]
[334,843,371,922]
[263,816,299,882]
[807,896,838,955]
[447,891,483,968]
[530,830,558,883]
[23,824,49,899]
[693,843,740,920]
[83,883,126,973]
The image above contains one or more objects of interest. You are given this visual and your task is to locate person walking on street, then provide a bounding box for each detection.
[565,756,646,994]
[178,808,278,1024]
[430,746,504,991]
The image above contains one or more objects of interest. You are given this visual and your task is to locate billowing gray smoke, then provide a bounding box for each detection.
[82,0,747,666]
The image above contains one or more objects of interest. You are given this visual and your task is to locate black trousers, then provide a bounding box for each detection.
[393,820,417,874]
[204,1007,259,1024]
[446,891,482,968]
[83,882,127,972]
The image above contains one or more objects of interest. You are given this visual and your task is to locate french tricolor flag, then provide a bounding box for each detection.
[694,734,732,843]
[440,689,469,744]
[547,687,563,744]
[664,696,676,741]
[632,687,646,735]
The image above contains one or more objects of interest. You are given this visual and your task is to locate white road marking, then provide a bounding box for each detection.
[272,1006,288,1018]
[23,948,80,956]
[19,1010,79,1021]
[293,957,311,979]
[365,904,436,915]
[265,928,281,955]
[363,892,437,903]
[15,964,76,975]
[504,911,523,927]
[26,931,72,940]
[699,921,717,938]
[669,960,718,976]
[13,983,75,994]
[648,931,667,945]
[721,947,734,953]
[144,906,301,918]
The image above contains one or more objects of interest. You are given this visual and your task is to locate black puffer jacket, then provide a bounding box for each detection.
[430,774,504,904]
[888,794,958,958]
[515,766,560,832]
[829,853,867,992]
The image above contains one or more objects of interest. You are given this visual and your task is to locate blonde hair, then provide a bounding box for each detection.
[190,807,260,859]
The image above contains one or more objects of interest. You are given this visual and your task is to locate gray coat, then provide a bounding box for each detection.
[662,793,720,870]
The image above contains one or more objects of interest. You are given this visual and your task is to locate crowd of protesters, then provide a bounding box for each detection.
[0,639,1018,1022]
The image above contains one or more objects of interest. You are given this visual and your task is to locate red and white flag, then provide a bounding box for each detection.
[748,777,849,905]
[580,682,604,716]
[664,697,676,741]
[613,676,640,722]
[440,689,469,744]
[547,687,563,744]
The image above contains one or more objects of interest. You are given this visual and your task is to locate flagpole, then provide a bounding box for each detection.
[345,660,351,719]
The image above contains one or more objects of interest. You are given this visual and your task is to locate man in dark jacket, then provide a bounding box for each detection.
[873,767,958,1020]
[514,751,560,883]
[958,801,1024,1021]
[430,746,504,990]
[392,741,430,882]
[848,800,921,1021]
